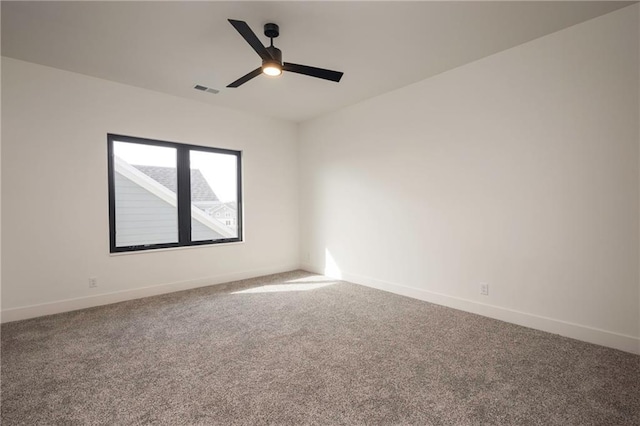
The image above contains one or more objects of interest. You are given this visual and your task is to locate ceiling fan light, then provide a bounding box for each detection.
[262,62,282,76]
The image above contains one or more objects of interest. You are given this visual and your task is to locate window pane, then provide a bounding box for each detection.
[190,150,239,241]
[113,141,178,247]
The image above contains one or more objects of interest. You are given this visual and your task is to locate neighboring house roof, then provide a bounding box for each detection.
[208,201,238,215]
[132,165,219,202]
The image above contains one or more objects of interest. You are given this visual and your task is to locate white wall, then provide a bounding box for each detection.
[299,6,640,353]
[1,57,299,320]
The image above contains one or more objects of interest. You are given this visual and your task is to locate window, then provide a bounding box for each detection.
[108,134,242,253]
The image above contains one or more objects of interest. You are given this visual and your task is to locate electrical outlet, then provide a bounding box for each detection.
[89,277,98,288]
[480,282,489,296]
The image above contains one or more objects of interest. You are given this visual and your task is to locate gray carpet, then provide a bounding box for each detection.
[2,270,639,425]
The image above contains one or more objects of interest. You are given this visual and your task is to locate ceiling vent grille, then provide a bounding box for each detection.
[193,84,220,94]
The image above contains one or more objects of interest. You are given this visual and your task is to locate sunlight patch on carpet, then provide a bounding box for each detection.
[231,282,335,294]
[284,275,338,284]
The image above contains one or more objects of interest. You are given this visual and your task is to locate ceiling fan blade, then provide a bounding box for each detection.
[227,67,262,88]
[228,19,273,62]
[283,62,343,82]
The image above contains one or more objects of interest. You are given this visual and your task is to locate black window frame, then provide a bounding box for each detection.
[107,134,243,253]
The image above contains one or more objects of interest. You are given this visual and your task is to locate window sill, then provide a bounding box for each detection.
[109,240,245,256]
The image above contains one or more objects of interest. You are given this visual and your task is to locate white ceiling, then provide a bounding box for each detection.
[1,1,634,122]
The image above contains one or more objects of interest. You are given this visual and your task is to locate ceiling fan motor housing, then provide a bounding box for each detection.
[265,46,282,65]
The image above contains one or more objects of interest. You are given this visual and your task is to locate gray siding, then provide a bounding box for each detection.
[115,173,178,246]
[192,218,224,241]
[115,172,225,246]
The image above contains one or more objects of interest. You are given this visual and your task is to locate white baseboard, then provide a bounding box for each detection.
[300,263,639,355]
[1,263,301,323]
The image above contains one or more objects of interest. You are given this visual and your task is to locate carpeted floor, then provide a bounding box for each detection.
[1,270,639,425]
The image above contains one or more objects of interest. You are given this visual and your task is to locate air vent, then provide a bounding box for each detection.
[193,84,220,94]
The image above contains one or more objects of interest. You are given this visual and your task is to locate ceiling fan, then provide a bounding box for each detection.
[226,19,344,88]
